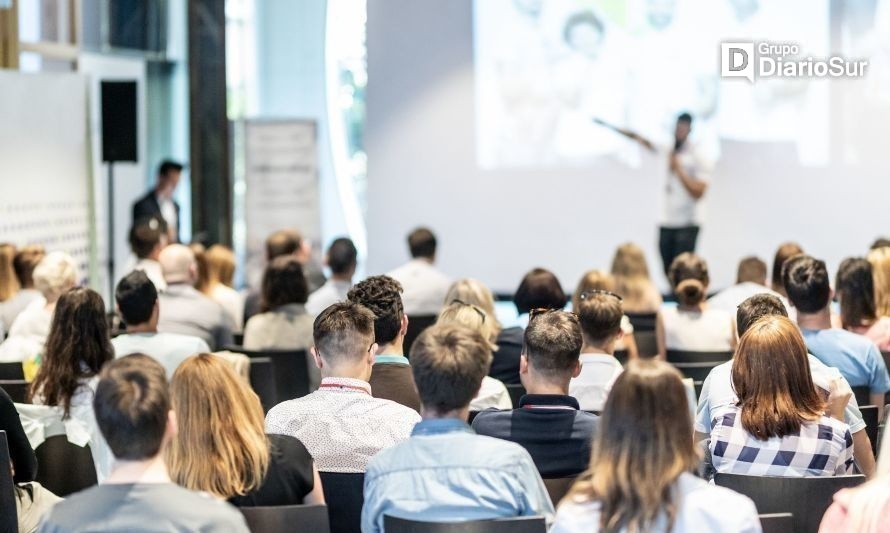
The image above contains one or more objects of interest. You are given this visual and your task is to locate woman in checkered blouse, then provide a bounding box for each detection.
[710,315,856,477]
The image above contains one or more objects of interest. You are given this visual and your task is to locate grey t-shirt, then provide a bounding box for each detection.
[38,483,249,532]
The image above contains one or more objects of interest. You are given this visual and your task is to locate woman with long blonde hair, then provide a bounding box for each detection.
[573,270,638,360]
[551,360,759,532]
[166,353,324,505]
[610,243,662,314]
[868,246,890,320]
[437,301,512,411]
[199,244,244,333]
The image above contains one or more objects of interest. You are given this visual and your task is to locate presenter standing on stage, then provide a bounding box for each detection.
[658,112,711,276]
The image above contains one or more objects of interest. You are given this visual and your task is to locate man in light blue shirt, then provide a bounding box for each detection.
[112,271,210,378]
[361,323,554,532]
[695,293,876,477]
[784,256,890,411]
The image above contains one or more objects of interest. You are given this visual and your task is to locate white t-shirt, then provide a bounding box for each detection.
[661,306,734,352]
[662,140,713,227]
[707,282,787,313]
[306,279,353,316]
[111,332,210,378]
[387,259,452,316]
[569,353,624,411]
[210,284,244,334]
[470,376,512,411]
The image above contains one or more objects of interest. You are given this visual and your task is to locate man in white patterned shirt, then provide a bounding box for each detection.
[265,301,421,473]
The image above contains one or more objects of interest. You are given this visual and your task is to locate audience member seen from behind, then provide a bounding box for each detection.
[166,353,324,506]
[264,302,420,473]
[694,294,875,479]
[387,227,452,317]
[836,257,890,351]
[610,242,662,314]
[156,244,234,350]
[112,271,210,378]
[550,360,760,533]
[306,237,357,316]
[29,288,115,480]
[495,268,567,385]
[473,310,598,478]
[0,251,77,364]
[444,278,503,343]
[126,217,168,292]
[868,246,890,342]
[347,275,421,412]
[37,354,249,533]
[0,243,18,335]
[569,291,627,412]
[709,315,855,477]
[362,324,554,531]
[656,253,735,358]
[572,270,638,359]
[243,256,317,388]
[437,300,512,411]
[198,245,245,334]
[708,256,784,312]
[785,255,890,416]
[771,241,804,298]
[0,245,45,334]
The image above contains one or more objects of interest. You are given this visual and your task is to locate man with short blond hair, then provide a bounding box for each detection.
[569,291,626,411]
[361,323,553,531]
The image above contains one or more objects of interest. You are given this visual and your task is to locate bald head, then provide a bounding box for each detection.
[159,244,196,284]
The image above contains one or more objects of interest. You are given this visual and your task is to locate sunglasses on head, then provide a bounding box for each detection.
[449,299,486,323]
[578,289,623,302]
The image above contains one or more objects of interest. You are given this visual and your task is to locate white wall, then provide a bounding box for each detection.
[365,0,890,294]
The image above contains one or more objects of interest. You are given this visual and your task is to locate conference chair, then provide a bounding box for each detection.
[851,386,870,408]
[714,473,865,533]
[248,357,277,413]
[671,361,721,383]
[226,347,312,406]
[665,350,733,364]
[35,435,98,497]
[625,312,657,332]
[0,431,17,533]
[613,349,629,366]
[404,315,438,355]
[239,504,330,533]
[383,515,546,533]
[543,476,577,506]
[0,380,28,404]
[233,333,245,346]
[319,471,364,533]
[633,331,658,358]
[859,405,879,457]
[0,362,24,380]
[505,384,527,408]
[759,513,794,533]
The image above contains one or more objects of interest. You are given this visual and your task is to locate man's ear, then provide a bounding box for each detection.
[400,314,409,337]
[519,354,529,375]
[616,329,625,342]
[310,346,324,370]
[165,409,178,441]
[369,343,379,365]
[571,359,582,378]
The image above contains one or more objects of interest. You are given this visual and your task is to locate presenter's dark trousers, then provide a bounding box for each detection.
[659,225,700,276]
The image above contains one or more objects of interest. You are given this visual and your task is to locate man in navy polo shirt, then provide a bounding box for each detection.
[473,309,599,478]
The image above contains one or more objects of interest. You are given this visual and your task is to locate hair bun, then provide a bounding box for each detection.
[676,279,705,305]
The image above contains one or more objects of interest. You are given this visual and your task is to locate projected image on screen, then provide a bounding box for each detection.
[473,0,833,169]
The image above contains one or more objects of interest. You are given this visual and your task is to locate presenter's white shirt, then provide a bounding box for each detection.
[387,259,452,316]
[661,306,734,352]
[663,140,713,227]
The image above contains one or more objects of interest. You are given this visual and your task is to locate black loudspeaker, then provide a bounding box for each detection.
[100,81,138,162]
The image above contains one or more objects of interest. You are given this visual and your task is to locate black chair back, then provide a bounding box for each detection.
[383,515,547,533]
[248,357,277,413]
[239,504,330,533]
[859,405,879,457]
[34,435,98,497]
[613,349,629,366]
[714,473,865,533]
[543,476,576,506]
[625,312,657,332]
[404,315,438,355]
[759,513,794,533]
[633,331,658,358]
[851,386,870,408]
[671,361,721,382]
[0,380,29,404]
[227,347,311,407]
[666,349,733,364]
[0,363,24,380]
[319,472,364,533]
[0,431,17,533]
[878,403,890,458]
[505,384,526,408]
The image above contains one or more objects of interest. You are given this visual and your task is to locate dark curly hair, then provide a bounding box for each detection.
[347,275,404,346]
[31,287,114,416]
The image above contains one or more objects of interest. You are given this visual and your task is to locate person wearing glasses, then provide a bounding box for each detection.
[264,302,420,474]
[569,290,626,411]
[437,301,513,411]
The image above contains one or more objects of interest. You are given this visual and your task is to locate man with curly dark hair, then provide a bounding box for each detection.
[347,275,421,412]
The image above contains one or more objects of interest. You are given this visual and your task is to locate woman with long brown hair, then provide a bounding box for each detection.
[551,360,759,532]
[166,353,324,506]
[836,257,890,351]
[710,315,854,477]
[656,253,735,358]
